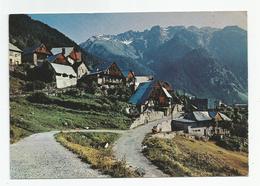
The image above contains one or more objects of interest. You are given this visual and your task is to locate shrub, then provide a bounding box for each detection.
[64,89,81,96]
[27,92,50,104]
[216,136,248,152]
[24,80,46,92]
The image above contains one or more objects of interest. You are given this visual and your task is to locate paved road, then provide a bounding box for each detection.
[10,115,179,179]
[113,113,180,178]
[10,130,114,179]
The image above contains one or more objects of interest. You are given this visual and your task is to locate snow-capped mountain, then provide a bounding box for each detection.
[80,25,247,104]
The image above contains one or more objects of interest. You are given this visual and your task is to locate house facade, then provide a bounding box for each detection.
[129,80,176,115]
[34,62,77,89]
[9,43,22,66]
[80,62,126,87]
[122,70,136,92]
[171,111,231,138]
[22,43,52,66]
[72,62,89,79]
[48,63,77,89]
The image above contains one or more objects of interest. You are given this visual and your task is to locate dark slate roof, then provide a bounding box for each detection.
[23,44,42,55]
[129,81,154,105]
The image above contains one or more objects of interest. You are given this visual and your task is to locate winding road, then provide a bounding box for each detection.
[10,114,179,179]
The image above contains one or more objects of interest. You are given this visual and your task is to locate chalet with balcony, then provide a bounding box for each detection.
[79,62,126,88]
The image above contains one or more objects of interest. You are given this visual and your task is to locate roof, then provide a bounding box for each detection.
[129,81,153,105]
[46,54,60,63]
[218,112,232,121]
[49,63,76,76]
[23,43,51,55]
[9,43,22,52]
[208,111,232,121]
[94,61,114,72]
[51,47,74,57]
[193,111,212,121]
[173,117,196,123]
[162,87,172,98]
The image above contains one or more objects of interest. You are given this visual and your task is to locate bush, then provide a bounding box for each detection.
[24,80,46,92]
[64,89,81,96]
[216,136,248,152]
[27,92,50,104]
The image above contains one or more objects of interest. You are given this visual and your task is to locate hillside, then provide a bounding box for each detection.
[9,14,102,66]
[80,25,248,104]
[10,93,132,143]
[143,135,248,176]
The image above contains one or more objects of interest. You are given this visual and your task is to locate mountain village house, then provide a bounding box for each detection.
[129,80,180,115]
[9,43,22,67]
[190,98,222,110]
[79,62,126,88]
[39,62,77,89]
[22,43,52,66]
[122,70,136,92]
[172,111,231,138]
[51,47,82,65]
[46,47,89,79]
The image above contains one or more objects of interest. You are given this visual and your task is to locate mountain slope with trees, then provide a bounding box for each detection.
[81,25,247,104]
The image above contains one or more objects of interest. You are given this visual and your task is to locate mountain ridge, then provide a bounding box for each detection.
[80,25,247,104]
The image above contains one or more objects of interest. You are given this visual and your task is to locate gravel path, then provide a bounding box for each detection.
[10,130,113,179]
[10,115,180,179]
[113,113,180,178]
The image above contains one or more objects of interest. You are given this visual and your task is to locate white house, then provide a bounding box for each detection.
[9,43,22,66]
[49,63,77,89]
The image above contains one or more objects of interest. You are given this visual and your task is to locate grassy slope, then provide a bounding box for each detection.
[10,94,132,143]
[143,135,248,176]
[55,132,141,177]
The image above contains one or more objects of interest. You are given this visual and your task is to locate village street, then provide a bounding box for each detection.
[10,129,123,179]
[10,115,179,179]
[113,114,180,178]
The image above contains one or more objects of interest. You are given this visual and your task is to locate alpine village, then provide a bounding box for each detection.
[10,14,248,178]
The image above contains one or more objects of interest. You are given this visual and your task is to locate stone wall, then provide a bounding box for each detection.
[130,111,164,129]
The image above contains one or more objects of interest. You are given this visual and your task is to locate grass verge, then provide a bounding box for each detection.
[142,134,248,176]
[55,132,141,177]
[10,94,132,143]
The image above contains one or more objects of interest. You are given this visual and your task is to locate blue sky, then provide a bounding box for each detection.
[30,12,246,44]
